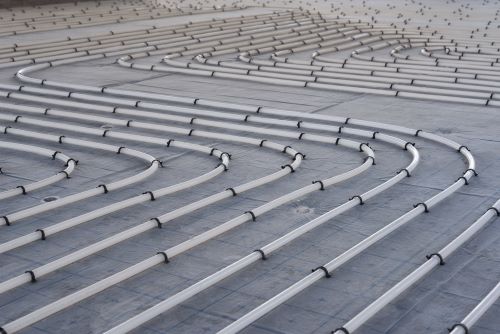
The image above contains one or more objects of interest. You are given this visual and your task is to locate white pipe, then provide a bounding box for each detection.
[0,125,159,226]
[2,11,492,332]
[0,141,74,200]
[333,200,500,334]
[449,281,500,334]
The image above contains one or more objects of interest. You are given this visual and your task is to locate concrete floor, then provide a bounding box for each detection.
[0,3,499,334]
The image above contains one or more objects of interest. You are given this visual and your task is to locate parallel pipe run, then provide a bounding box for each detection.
[12,7,500,107]
[128,55,499,106]
[214,146,473,334]
[0,140,229,254]
[333,200,500,334]
[105,127,476,334]
[159,48,500,106]
[0,141,372,334]
[51,8,491,106]
[448,281,500,334]
[0,89,406,157]
[2,47,431,334]
[0,104,313,256]
[0,104,382,332]
[0,112,317,296]
[0,1,242,39]
[0,11,490,333]
[0,123,398,333]
[104,142,418,334]
[0,141,75,200]
[0,11,329,69]
[0,125,160,226]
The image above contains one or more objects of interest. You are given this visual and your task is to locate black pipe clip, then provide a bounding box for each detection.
[36,229,46,240]
[488,207,500,216]
[2,216,10,226]
[226,188,237,196]
[465,168,478,176]
[151,217,162,228]
[350,195,364,205]
[294,152,305,160]
[312,180,325,190]
[217,162,228,171]
[365,156,376,165]
[448,323,468,333]
[25,270,37,283]
[97,184,109,194]
[143,191,156,201]
[397,168,411,177]
[404,142,415,150]
[254,249,267,260]
[151,159,164,167]
[245,211,256,221]
[414,202,429,213]
[156,251,169,264]
[359,143,369,152]
[65,158,78,166]
[59,170,70,179]
[426,253,445,265]
[16,185,26,195]
[312,266,331,278]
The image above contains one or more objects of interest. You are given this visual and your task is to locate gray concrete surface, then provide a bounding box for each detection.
[0,2,498,334]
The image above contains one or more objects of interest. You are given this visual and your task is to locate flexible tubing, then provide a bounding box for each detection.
[449,281,500,334]
[216,147,476,334]
[0,141,74,200]
[106,127,475,333]
[0,125,160,226]
[332,200,500,334]
[0,141,229,254]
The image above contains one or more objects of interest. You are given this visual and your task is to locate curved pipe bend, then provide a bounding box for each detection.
[0,141,75,201]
